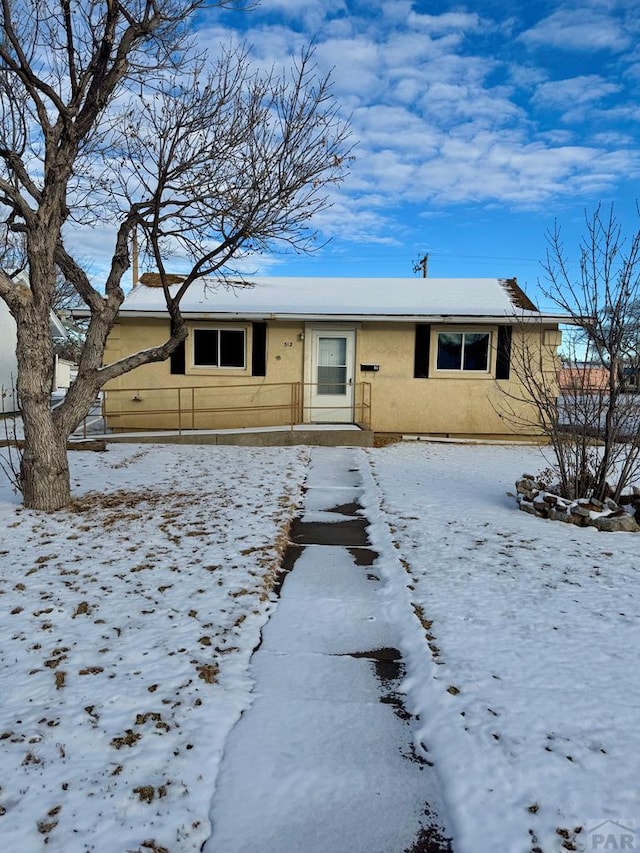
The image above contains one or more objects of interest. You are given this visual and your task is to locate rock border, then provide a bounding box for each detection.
[515,475,640,532]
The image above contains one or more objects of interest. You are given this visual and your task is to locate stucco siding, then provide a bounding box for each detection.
[355,321,545,435]
[104,319,306,430]
[104,318,556,436]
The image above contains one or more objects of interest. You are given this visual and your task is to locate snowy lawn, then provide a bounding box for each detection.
[367,441,640,853]
[0,444,308,853]
[1,440,639,853]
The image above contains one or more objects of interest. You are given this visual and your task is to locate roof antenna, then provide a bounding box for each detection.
[412,253,428,278]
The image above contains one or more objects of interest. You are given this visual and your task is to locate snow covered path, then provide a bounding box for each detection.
[205,447,451,853]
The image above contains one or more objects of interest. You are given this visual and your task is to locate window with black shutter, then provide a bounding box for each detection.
[414,324,431,378]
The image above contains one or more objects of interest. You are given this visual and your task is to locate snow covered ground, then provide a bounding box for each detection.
[1,440,639,853]
[368,442,640,853]
[0,444,308,853]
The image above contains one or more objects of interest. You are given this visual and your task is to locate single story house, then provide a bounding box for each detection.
[101,275,569,439]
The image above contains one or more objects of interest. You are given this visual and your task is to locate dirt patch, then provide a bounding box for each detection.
[405,824,453,852]
[405,806,453,853]
[196,663,219,684]
[346,647,403,684]
[348,546,379,566]
[326,501,363,516]
[290,518,370,547]
[373,433,403,448]
[270,543,304,597]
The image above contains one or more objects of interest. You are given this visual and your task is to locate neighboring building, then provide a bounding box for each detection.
[100,275,569,439]
[0,273,78,412]
[620,365,640,393]
[557,362,609,394]
[49,310,78,392]
[0,297,18,412]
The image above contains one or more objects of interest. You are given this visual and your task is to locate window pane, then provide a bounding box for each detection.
[437,333,462,370]
[317,337,347,394]
[220,330,245,368]
[318,365,347,395]
[194,330,219,365]
[318,337,346,366]
[463,333,489,371]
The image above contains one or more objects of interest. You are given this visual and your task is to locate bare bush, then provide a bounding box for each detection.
[499,205,640,501]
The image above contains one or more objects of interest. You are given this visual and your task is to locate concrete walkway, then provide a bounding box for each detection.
[205,447,451,853]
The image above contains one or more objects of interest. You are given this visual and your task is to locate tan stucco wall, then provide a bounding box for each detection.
[104,319,306,430]
[104,318,556,436]
[354,321,553,436]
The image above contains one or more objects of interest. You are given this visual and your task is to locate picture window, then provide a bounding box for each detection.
[436,332,490,372]
[193,328,246,368]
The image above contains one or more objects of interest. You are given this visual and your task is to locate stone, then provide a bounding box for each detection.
[595,514,640,533]
[532,499,549,516]
[619,493,640,507]
[516,479,538,495]
[517,488,537,502]
[566,512,585,526]
[514,474,640,532]
[577,498,601,511]
[548,507,568,522]
[571,504,591,518]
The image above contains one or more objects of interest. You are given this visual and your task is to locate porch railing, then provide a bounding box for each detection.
[97,381,372,435]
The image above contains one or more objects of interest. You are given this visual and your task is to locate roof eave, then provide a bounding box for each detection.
[79,308,577,324]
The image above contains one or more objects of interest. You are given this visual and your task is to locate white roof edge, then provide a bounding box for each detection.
[83,309,575,324]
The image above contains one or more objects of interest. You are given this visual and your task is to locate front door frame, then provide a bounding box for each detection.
[304,325,357,423]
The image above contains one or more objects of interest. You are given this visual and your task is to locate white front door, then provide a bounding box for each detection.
[308,329,356,423]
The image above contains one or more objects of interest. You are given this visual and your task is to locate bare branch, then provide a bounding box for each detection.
[0,1,352,509]
[502,205,640,500]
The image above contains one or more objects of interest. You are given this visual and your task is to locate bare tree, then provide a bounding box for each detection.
[0,0,351,510]
[500,205,640,501]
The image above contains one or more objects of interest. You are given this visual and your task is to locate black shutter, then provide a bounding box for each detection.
[170,340,186,375]
[414,324,431,378]
[496,325,512,380]
[169,321,186,375]
[251,322,267,376]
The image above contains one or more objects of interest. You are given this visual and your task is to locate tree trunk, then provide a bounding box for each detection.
[20,409,71,510]
[15,253,73,510]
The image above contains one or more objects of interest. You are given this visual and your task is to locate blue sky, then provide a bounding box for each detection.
[187,0,640,308]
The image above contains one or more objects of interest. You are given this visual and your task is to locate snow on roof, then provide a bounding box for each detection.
[116,276,566,322]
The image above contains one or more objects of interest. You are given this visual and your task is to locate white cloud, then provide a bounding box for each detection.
[406,10,484,35]
[531,75,621,111]
[519,8,632,52]
[506,62,549,91]
[188,2,640,245]
[413,136,640,207]
[590,129,636,146]
[254,0,347,30]
[309,194,403,247]
[351,104,440,155]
